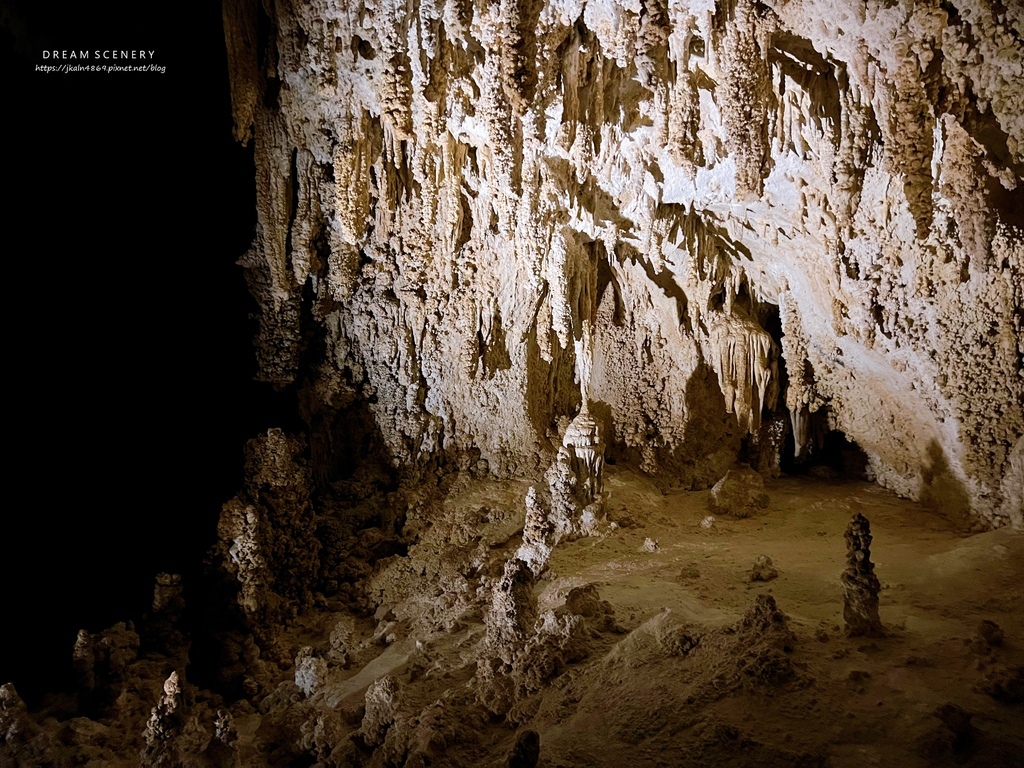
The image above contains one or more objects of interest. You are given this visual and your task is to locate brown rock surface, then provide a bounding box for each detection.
[841,511,885,637]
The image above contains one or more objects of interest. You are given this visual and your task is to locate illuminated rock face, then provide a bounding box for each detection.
[224,0,1023,526]
[562,407,605,503]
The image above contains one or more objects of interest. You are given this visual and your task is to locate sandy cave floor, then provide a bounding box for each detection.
[264,469,1023,768]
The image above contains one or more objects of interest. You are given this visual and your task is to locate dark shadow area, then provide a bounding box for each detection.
[481,310,513,378]
[920,438,973,527]
[781,418,871,482]
[741,301,790,475]
[659,361,744,490]
[2,0,270,704]
[770,32,841,149]
[525,303,581,453]
[817,430,871,480]
[752,305,871,485]
[309,394,398,498]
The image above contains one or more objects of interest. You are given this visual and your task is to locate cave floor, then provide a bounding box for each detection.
[279,470,1024,768]
[535,470,1024,766]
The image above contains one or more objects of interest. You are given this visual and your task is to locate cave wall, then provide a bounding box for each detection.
[223,0,1023,526]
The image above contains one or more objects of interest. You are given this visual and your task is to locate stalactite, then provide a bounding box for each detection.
[708,311,778,434]
[716,0,775,199]
[226,0,1022,523]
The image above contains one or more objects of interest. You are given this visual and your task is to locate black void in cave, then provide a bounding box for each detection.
[744,302,871,481]
[1,0,279,704]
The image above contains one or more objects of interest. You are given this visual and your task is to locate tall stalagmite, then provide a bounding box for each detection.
[841,510,884,637]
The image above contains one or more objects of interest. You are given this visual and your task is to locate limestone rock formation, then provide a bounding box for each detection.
[5,467,1023,766]
[977,619,1004,650]
[640,537,660,553]
[841,511,885,637]
[152,573,185,616]
[918,704,977,761]
[545,447,581,541]
[517,486,555,574]
[486,558,539,666]
[327,618,354,667]
[223,0,1023,527]
[750,554,778,582]
[140,672,187,766]
[0,684,45,766]
[478,580,613,719]
[980,664,1024,704]
[72,622,140,713]
[144,574,188,662]
[214,428,319,629]
[506,729,541,768]
[361,675,399,747]
[709,467,770,518]
[562,406,605,503]
[7,0,1024,765]
[294,647,328,698]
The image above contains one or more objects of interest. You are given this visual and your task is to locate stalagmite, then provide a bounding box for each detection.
[140,672,192,767]
[841,511,885,638]
[486,558,539,667]
[361,676,400,748]
[72,622,140,713]
[544,447,579,541]
[294,647,328,698]
[517,486,555,574]
[0,684,40,763]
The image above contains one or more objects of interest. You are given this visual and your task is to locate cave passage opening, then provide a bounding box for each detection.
[737,300,872,484]
[780,421,872,481]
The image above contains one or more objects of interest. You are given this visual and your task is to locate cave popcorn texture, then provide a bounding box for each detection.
[224,0,1023,525]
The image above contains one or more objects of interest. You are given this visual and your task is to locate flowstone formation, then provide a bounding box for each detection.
[224,0,1024,526]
